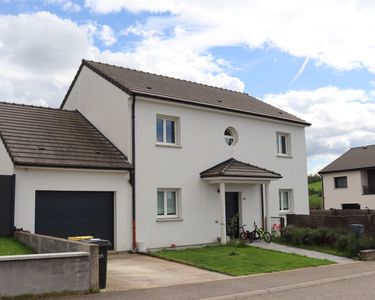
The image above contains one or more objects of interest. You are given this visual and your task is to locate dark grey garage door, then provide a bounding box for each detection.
[35,191,114,247]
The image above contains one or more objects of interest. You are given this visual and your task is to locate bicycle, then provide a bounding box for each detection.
[249,222,272,243]
[239,224,252,242]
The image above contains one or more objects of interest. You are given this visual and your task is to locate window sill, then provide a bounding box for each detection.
[156,143,182,149]
[276,154,292,158]
[156,217,183,222]
[279,211,291,215]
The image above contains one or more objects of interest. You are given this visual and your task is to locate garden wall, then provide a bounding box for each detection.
[0,252,90,297]
[287,210,375,236]
[0,232,99,297]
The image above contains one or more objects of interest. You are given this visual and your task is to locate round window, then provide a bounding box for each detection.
[224,127,238,146]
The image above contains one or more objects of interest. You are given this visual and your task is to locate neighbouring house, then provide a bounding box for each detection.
[320,145,375,210]
[0,60,310,251]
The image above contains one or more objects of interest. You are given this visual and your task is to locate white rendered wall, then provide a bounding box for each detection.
[63,66,131,158]
[14,168,131,251]
[323,171,375,209]
[135,97,309,249]
[0,140,14,175]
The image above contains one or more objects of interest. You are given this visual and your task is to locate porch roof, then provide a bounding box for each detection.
[200,158,282,180]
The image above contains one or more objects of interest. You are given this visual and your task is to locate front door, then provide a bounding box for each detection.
[225,192,239,238]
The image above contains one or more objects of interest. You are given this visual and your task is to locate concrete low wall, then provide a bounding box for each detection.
[0,252,90,297]
[360,249,375,261]
[14,231,99,291]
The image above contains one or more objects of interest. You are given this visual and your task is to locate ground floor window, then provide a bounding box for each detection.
[157,189,179,218]
[279,189,292,212]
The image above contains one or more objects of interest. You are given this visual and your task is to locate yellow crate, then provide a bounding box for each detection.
[68,236,93,241]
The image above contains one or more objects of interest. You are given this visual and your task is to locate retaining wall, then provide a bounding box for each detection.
[0,252,90,297]
[15,231,99,290]
[0,232,100,297]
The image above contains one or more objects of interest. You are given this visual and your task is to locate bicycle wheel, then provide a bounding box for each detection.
[248,231,255,243]
[263,232,272,243]
[240,232,248,242]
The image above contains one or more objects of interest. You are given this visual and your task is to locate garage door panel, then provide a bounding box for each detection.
[35,191,114,248]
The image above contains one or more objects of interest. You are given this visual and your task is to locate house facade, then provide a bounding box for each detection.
[320,145,375,209]
[0,60,310,251]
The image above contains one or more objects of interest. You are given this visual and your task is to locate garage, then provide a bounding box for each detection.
[35,191,114,247]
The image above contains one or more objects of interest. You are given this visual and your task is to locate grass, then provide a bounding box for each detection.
[273,238,349,258]
[309,181,323,209]
[153,245,333,276]
[0,237,34,256]
[309,181,322,191]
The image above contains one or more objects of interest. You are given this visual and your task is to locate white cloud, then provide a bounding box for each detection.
[98,25,117,47]
[46,0,81,12]
[0,12,97,106]
[264,86,375,172]
[98,38,244,91]
[85,0,375,75]
[0,11,244,108]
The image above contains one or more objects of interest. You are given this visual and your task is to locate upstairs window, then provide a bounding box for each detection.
[156,116,178,145]
[224,127,238,146]
[277,133,291,156]
[334,176,347,188]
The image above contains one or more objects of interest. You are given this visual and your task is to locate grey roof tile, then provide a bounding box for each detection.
[0,102,132,170]
[200,158,282,179]
[319,145,375,174]
[62,60,310,126]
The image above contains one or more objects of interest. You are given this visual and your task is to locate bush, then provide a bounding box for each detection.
[227,239,247,248]
[280,225,375,258]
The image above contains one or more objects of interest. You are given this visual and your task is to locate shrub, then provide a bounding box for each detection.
[334,234,350,252]
[280,225,375,257]
[236,239,247,248]
[280,225,296,243]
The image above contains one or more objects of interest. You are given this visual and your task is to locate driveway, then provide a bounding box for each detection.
[52,261,375,300]
[105,253,229,291]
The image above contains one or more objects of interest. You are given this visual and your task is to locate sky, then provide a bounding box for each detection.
[1,0,375,174]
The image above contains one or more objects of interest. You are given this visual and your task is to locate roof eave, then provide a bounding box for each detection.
[319,166,375,175]
[135,92,311,127]
[14,162,133,172]
[70,60,310,127]
[200,174,282,179]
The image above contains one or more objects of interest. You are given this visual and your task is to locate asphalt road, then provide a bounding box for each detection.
[242,274,375,300]
[52,262,375,300]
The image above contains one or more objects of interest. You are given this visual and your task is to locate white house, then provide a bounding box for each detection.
[0,60,310,251]
[320,145,375,210]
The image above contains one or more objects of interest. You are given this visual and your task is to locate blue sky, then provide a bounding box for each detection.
[1,0,375,174]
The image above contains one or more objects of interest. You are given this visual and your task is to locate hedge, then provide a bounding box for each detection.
[280,225,375,258]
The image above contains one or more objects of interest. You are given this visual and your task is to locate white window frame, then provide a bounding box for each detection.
[157,188,180,219]
[224,127,238,146]
[276,132,291,156]
[279,189,292,213]
[156,115,180,146]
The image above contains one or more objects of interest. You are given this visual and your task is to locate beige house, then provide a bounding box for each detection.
[320,145,375,209]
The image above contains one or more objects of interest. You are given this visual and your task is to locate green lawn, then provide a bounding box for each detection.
[309,181,323,209]
[0,237,34,256]
[153,245,333,276]
[309,181,322,191]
